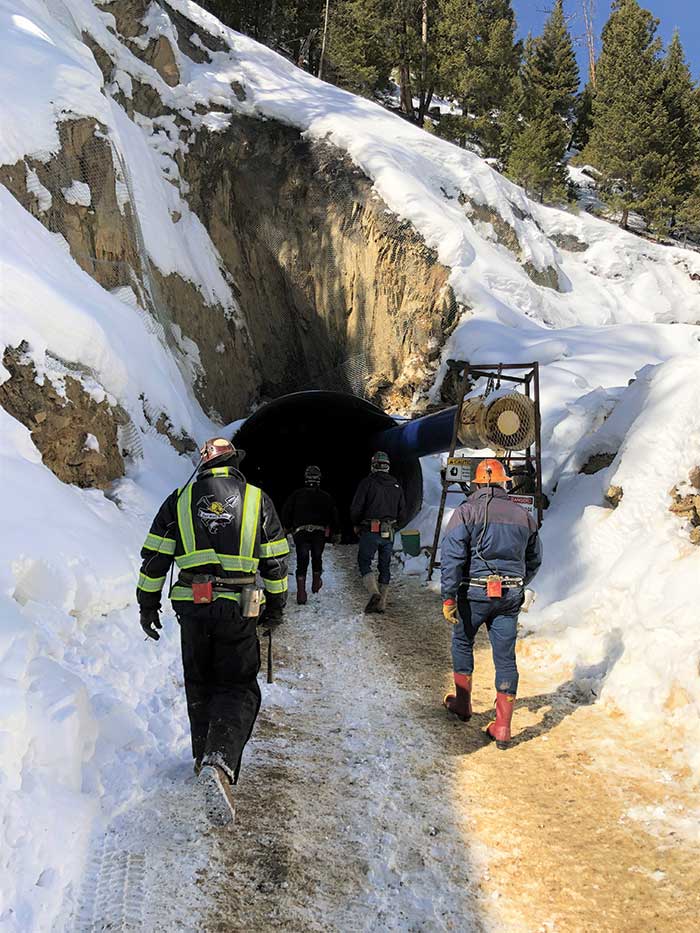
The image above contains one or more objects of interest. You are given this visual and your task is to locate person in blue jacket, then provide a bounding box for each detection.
[440,458,542,746]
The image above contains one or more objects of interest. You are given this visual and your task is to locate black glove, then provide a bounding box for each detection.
[140,609,162,641]
[259,604,283,631]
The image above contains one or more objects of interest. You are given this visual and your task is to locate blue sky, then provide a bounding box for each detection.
[512,0,700,83]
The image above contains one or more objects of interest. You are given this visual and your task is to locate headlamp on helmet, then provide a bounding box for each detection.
[199,437,238,466]
[371,451,390,473]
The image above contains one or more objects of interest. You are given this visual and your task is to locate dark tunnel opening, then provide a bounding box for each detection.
[233,391,423,537]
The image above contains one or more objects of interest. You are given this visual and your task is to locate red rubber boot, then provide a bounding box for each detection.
[311,572,323,594]
[486,692,515,747]
[296,575,308,605]
[443,673,472,721]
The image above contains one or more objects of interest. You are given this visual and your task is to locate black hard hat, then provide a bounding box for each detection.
[371,450,390,472]
[304,464,322,485]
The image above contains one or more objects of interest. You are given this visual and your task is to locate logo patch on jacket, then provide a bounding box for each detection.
[196,494,238,533]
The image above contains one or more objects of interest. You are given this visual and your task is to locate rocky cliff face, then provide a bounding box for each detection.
[184,117,461,409]
[0,346,128,489]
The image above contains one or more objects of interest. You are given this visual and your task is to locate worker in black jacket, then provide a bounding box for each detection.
[282,465,340,604]
[350,451,407,614]
[136,437,289,825]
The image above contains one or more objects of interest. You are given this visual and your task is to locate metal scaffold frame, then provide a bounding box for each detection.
[426,361,543,581]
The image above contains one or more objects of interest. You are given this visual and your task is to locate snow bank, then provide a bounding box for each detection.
[0,406,195,930]
[169,0,700,324]
[522,355,700,767]
[0,1,108,164]
[0,108,217,931]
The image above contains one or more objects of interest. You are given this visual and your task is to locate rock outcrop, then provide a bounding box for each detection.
[669,470,700,544]
[0,347,128,488]
[185,119,460,410]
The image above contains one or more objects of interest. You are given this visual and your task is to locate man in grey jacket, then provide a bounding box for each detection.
[440,458,542,747]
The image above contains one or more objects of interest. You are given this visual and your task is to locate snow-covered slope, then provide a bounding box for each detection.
[523,355,700,767]
[0,121,218,933]
[2,0,700,928]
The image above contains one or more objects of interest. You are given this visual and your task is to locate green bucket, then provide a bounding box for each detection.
[401,529,421,557]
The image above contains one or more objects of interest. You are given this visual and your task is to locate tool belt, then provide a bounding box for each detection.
[468,576,524,587]
[466,574,523,598]
[361,519,396,539]
[177,571,261,615]
[294,524,326,534]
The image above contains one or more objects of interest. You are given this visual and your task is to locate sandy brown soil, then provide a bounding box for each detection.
[375,564,700,932]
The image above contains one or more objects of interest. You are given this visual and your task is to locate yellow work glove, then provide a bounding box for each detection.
[442,599,459,625]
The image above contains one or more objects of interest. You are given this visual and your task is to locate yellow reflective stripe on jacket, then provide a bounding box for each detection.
[240,484,261,558]
[170,585,241,602]
[220,555,258,572]
[143,533,176,555]
[174,550,258,572]
[175,548,219,569]
[259,537,289,558]
[262,576,288,594]
[137,572,167,592]
[177,484,196,554]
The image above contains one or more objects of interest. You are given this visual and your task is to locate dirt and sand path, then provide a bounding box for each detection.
[373,561,700,932]
[76,548,700,931]
[216,547,700,932]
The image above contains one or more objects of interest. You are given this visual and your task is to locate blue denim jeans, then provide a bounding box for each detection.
[357,531,393,584]
[452,586,524,695]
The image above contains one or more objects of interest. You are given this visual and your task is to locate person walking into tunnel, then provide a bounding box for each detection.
[351,451,407,614]
[440,459,542,747]
[136,437,289,825]
[281,465,340,604]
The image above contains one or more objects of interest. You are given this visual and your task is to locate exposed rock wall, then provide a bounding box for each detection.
[0,119,144,293]
[184,117,461,409]
[0,347,128,488]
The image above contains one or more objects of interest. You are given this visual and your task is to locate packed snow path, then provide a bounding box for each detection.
[75,549,700,932]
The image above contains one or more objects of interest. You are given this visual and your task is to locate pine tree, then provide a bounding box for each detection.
[570,83,594,151]
[323,0,439,119]
[507,111,569,202]
[522,0,578,120]
[652,32,700,234]
[676,175,700,243]
[583,0,667,229]
[506,3,576,201]
[198,0,324,69]
[323,0,395,96]
[435,0,521,158]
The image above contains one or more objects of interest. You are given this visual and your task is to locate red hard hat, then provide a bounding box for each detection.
[474,458,510,484]
[199,437,237,465]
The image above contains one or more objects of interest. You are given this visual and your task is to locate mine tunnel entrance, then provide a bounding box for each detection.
[233,391,423,537]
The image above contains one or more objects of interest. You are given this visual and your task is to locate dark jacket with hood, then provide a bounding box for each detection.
[137,464,289,615]
[282,487,340,533]
[350,472,407,528]
[440,486,542,601]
